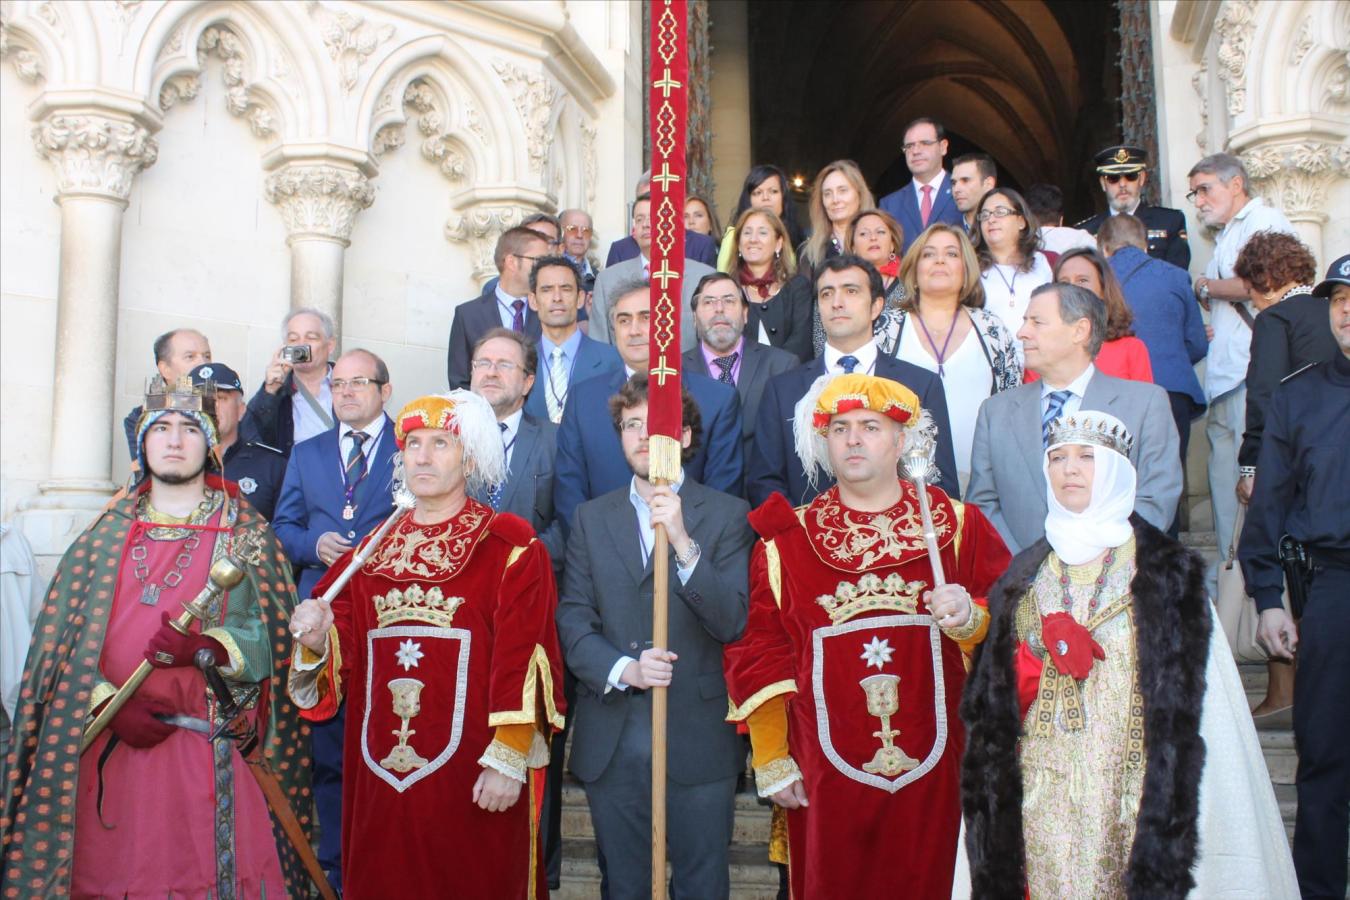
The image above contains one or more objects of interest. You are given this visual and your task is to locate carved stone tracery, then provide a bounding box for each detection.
[32,114,159,201]
[1241,141,1350,223]
[1215,0,1257,117]
[189,25,276,138]
[307,0,395,92]
[264,163,375,243]
[445,205,529,285]
[493,60,558,176]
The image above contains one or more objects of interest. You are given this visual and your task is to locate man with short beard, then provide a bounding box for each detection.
[1076,144,1190,269]
[682,272,797,456]
[3,376,310,898]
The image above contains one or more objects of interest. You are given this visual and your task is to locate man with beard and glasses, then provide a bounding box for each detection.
[3,376,311,898]
[1076,145,1190,270]
[683,272,798,462]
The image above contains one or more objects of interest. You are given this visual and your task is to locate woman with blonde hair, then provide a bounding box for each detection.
[733,208,814,361]
[802,160,875,355]
[893,223,1022,492]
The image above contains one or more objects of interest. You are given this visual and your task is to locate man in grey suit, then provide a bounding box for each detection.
[467,328,565,566]
[683,272,798,461]
[967,282,1180,552]
[589,193,714,353]
[558,376,753,900]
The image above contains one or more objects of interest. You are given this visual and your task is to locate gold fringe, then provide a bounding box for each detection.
[647,433,684,484]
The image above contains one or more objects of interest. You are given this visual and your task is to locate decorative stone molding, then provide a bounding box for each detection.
[0,15,43,83]
[32,114,158,201]
[372,78,472,184]
[307,0,395,92]
[493,60,558,176]
[1290,16,1315,67]
[580,118,598,205]
[1326,58,1350,109]
[158,73,201,112]
[1241,140,1350,223]
[445,204,529,285]
[264,163,375,244]
[198,25,276,138]
[1215,0,1257,117]
[35,1,63,37]
[1191,56,1210,152]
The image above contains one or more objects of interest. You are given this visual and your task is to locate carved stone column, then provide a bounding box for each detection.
[264,161,375,337]
[20,110,158,549]
[1238,140,1350,261]
[445,204,531,287]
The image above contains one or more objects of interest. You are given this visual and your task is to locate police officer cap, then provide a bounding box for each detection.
[189,362,243,393]
[1311,254,1350,298]
[1094,145,1148,175]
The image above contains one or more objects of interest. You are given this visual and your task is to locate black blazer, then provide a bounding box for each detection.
[683,339,799,452]
[557,479,752,785]
[446,284,542,389]
[744,276,815,362]
[747,354,961,507]
[468,413,565,572]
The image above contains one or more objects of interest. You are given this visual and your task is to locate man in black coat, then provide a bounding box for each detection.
[1076,145,1191,271]
[747,254,960,506]
[446,226,549,389]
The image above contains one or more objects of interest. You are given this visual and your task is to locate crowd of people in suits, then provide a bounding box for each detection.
[93,114,1349,898]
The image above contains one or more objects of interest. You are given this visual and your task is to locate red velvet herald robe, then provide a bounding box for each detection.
[724,483,1010,899]
[290,500,565,899]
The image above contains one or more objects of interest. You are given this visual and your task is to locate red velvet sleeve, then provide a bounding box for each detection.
[293,546,359,722]
[486,538,566,735]
[953,501,1013,601]
[1014,642,1045,720]
[723,540,798,722]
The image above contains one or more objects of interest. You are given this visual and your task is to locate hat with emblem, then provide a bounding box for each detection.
[189,361,243,393]
[1312,254,1350,299]
[1093,145,1148,175]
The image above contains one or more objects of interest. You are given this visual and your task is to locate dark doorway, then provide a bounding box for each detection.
[745,0,1121,223]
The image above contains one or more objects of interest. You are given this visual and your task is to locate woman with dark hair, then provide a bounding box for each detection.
[973,188,1053,343]
[716,164,804,271]
[684,194,720,237]
[843,209,907,354]
[732,208,814,361]
[1047,248,1153,383]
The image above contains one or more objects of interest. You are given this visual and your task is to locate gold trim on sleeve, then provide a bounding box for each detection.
[754,755,803,798]
[505,539,535,571]
[940,598,988,642]
[726,679,797,722]
[202,627,247,677]
[478,738,528,783]
[88,680,117,714]
[950,499,967,561]
[487,643,566,731]
[764,539,783,608]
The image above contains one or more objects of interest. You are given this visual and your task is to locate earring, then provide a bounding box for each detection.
[775,249,781,260]
[889,253,897,262]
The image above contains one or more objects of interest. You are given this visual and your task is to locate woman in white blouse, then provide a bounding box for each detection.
[971,187,1053,344]
[891,223,1023,493]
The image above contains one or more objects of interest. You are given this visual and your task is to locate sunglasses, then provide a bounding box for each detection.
[1104,172,1141,184]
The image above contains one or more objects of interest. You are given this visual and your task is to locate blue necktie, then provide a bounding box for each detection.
[838,355,860,374]
[488,422,508,509]
[1042,390,1071,447]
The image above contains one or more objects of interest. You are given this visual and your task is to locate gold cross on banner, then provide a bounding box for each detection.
[652,163,681,189]
[650,361,678,385]
[650,262,680,289]
[653,67,683,98]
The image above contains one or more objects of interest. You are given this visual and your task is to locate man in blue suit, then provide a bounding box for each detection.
[748,254,960,507]
[878,117,965,254]
[524,255,623,424]
[271,347,398,892]
[554,279,743,531]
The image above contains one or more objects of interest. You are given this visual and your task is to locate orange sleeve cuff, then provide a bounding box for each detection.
[746,695,790,768]
[956,597,991,658]
[493,723,535,755]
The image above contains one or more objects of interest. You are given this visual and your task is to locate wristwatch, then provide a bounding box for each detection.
[1196,278,1211,304]
[674,539,701,569]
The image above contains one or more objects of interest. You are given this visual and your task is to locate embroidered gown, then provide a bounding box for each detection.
[723,483,1010,899]
[288,499,565,899]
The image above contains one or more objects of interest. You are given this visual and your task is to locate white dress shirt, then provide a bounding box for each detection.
[912,170,947,207]
[291,374,333,445]
[495,284,527,330]
[498,408,523,469]
[980,253,1054,357]
[822,338,880,375]
[1203,197,1297,400]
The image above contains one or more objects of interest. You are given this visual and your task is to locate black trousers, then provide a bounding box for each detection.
[540,666,578,888]
[1167,392,1196,536]
[1292,565,1350,899]
[311,703,346,889]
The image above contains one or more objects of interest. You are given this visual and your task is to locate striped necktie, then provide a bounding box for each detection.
[345,431,368,482]
[1042,390,1071,447]
[546,346,568,424]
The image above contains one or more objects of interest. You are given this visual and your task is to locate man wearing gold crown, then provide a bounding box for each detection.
[287,390,565,899]
[961,410,1297,898]
[722,373,1011,898]
[2,376,312,898]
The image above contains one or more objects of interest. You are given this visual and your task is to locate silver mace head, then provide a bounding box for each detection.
[901,431,939,484]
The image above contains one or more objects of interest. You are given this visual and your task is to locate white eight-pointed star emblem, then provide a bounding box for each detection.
[860,636,894,671]
[395,639,425,671]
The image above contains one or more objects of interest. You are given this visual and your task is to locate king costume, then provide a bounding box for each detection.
[288,392,565,899]
[1,379,311,899]
[723,375,1011,899]
[961,411,1297,899]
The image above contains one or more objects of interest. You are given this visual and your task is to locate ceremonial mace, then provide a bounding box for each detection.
[901,432,946,587]
[81,555,247,753]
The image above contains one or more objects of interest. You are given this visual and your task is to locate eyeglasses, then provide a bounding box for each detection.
[564,224,592,236]
[514,253,542,263]
[976,206,1019,222]
[619,418,648,434]
[1184,182,1224,204]
[1104,172,1141,184]
[902,139,940,153]
[331,377,385,391]
[470,359,520,373]
[696,294,741,310]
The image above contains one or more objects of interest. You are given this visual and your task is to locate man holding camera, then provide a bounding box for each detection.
[242,307,339,456]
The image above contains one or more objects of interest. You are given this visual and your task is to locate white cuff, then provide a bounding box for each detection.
[478,739,528,783]
[675,553,699,584]
[755,756,804,798]
[605,655,636,694]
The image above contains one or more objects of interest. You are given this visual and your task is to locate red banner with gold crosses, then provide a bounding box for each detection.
[646,0,688,483]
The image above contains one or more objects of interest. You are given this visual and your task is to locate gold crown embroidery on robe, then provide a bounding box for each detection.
[816,572,927,624]
[374,585,465,628]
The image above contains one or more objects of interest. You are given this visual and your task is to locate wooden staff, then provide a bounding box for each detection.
[652,517,670,899]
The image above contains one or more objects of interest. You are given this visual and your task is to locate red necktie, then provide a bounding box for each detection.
[921,184,934,227]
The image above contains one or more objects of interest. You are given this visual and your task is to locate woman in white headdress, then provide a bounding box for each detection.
[960,410,1297,899]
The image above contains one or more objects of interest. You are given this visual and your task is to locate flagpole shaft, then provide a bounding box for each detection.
[652,519,670,900]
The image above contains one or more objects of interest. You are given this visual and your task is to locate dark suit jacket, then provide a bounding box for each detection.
[683,339,798,454]
[447,284,542,389]
[272,415,398,598]
[553,369,744,532]
[747,355,961,507]
[523,333,624,421]
[606,231,719,269]
[1078,204,1191,271]
[879,173,964,254]
[746,276,816,362]
[557,479,752,785]
[468,413,565,570]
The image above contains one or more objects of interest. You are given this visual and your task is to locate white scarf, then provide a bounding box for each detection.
[1042,430,1136,565]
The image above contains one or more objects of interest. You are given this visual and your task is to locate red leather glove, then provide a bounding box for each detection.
[1040,612,1106,680]
[108,695,176,749]
[144,611,228,669]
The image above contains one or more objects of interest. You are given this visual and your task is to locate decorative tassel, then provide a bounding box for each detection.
[646,433,684,484]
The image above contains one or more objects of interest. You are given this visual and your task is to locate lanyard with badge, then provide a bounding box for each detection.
[342,432,373,520]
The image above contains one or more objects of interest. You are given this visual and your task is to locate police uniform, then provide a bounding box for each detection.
[1076,145,1191,271]
[1238,259,1350,898]
[189,362,287,521]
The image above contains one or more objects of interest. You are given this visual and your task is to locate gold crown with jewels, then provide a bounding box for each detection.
[816,572,926,624]
[144,374,217,417]
[374,585,465,629]
[1046,412,1134,457]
